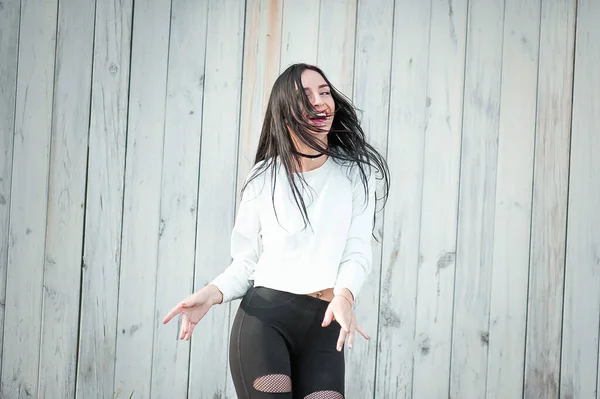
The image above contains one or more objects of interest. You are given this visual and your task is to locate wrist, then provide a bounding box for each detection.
[333,287,354,306]
[205,284,224,305]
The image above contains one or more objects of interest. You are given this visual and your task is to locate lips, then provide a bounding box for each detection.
[309,111,331,124]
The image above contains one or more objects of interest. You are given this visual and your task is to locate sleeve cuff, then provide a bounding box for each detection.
[334,261,367,301]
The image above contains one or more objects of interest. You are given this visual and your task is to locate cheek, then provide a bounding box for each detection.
[327,98,336,112]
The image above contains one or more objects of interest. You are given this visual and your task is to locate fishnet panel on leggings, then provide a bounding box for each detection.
[253,374,292,393]
[304,391,344,399]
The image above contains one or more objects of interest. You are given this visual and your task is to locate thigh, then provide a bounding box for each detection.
[292,321,345,399]
[229,288,294,399]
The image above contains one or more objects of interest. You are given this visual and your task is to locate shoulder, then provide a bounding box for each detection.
[331,158,376,186]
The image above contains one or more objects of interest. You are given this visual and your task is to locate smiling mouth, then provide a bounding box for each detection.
[309,112,330,123]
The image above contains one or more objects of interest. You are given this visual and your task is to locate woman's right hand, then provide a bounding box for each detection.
[162,284,224,341]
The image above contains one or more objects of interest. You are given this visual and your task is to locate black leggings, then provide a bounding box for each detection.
[229,286,345,399]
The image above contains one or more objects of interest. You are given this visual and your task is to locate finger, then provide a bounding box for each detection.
[163,303,183,324]
[347,328,355,350]
[355,324,370,340]
[185,319,193,341]
[179,314,188,340]
[187,320,197,340]
[336,328,348,352]
[322,306,334,327]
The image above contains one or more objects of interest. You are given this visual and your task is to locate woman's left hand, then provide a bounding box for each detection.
[322,294,370,352]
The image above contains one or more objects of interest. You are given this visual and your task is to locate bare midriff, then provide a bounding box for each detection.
[305,287,335,302]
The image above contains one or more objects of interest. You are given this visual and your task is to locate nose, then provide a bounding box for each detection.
[311,91,324,107]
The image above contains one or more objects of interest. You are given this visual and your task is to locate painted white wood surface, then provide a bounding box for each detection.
[186,1,245,399]
[38,0,95,397]
[0,0,21,384]
[112,0,171,397]
[227,1,283,395]
[280,0,320,70]
[560,0,600,397]
[1,0,599,397]
[450,0,503,398]
[524,1,576,398]
[150,1,208,398]
[0,0,58,397]
[486,1,540,398]
[236,0,283,191]
[75,1,133,397]
[317,0,356,97]
[411,0,468,397]
[376,1,431,397]
[348,0,395,397]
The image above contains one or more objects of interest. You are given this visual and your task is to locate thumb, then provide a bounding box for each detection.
[322,306,334,327]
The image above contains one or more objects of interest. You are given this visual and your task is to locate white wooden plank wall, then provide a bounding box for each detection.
[486,1,540,398]
[451,0,503,398]
[75,0,133,397]
[1,1,599,398]
[560,0,600,398]
[37,1,95,398]
[0,0,21,389]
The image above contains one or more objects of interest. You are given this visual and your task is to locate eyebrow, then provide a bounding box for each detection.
[303,84,330,90]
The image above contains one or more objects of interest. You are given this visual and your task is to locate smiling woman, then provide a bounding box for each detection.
[162,63,390,398]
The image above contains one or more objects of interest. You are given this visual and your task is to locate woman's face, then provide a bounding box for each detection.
[300,69,335,134]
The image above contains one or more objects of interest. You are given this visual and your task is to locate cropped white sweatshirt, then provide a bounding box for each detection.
[211,156,376,303]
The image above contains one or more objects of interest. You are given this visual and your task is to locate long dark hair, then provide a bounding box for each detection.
[244,63,390,228]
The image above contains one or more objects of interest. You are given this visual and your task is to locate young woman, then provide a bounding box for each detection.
[163,63,390,398]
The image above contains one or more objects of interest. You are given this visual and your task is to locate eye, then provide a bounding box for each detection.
[320,91,331,96]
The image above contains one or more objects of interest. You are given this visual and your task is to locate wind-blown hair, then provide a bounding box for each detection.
[244,63,390,228]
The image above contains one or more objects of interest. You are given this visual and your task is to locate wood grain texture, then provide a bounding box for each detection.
[485,1,540,398]
[317,0,356,96]
[150,1,208,398]
[112,0,171,396]
[75,0,133,397]
[411,0,468,397]
[227,1,283,395]
[450,0,503,397]
[0,0,21,385]
[0,0,58,397]
[348,0,394,397]
[280,0,320,69]
[185,1,245,398]
[560,1,600,397]
[524,1,576,398]
[375,1,430,398]
[37,0,95,397]
[236,0,283,190]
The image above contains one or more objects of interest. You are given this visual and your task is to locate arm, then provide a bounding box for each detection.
[334,167,376,302]
[210,178,261,303]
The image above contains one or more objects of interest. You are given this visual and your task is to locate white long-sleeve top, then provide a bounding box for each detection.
[210,156,376,303]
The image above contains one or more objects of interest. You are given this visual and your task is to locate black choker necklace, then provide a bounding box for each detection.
[294,150,324,159]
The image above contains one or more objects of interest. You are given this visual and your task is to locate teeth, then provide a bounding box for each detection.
[316,113,326,117]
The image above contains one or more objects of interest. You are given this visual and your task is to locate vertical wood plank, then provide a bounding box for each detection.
[150,1,208,398]
[0,0,58,396]
[188,2,245,396]
[75,0,133,397]
[279,0,320,70]
[0,0,21,384]
[348,0,394,396]
[228,1,283,394]
[485,0,540,398]
[37,0,96,397]
[236,0,283,190]
[316,0,356,96]
[450,0,504,398]
[411,0,468,397]
[375,0,431,397]
[524,0,576,397]
[560,1,600,397]
[112,0,171,396]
